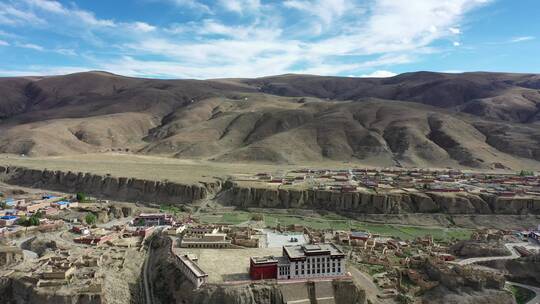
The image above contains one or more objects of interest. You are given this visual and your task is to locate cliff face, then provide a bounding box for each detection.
[1,165,539,216]
[0,166,220,204]
[502,254,540,286]
[0,278,101,304]
[420,259,515,304]
[192,284,285,304]
[219,183,540,215]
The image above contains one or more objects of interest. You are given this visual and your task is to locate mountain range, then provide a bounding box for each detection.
[1,71,539,169]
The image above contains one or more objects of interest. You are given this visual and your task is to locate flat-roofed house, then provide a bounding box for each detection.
[173,253,208,288]
[0,246,24,266]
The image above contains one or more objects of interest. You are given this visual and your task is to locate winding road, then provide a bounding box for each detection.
[456,242,525,265]
[455,242,540,304]
[348,264,394,304]
[507,282,540,304]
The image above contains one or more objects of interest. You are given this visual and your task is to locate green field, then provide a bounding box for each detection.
[509,285,536,304]
[196,211,472,241]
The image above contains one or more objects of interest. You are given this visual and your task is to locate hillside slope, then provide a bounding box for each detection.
[0,71,539,169]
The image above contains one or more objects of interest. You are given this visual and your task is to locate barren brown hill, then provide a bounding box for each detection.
[0,71,539,169]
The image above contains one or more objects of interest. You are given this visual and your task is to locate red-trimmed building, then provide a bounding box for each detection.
[250,244,346,281]
[250,256,278,280]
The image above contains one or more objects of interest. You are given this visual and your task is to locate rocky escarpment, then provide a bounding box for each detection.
[450,241,512,258]
[0,166,221,204]
[1,165,538,216]
[0,277,101,304]
[482,254,540,286]
[220,182,540,215]
[420,259,515,304]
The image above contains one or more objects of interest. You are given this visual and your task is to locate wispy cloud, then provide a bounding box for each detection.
[0,39,9,46]
[360,70,397,78]
[0,2,45,25]
[17,42,44,51]
[218,0,261,14]
[0,0,493,78]
[509,36,535,43]
[165,0,212,13]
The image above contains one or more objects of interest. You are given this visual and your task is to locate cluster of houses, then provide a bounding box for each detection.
[0,195,78,224]
[242,168,540,197]
[0,194,78,237]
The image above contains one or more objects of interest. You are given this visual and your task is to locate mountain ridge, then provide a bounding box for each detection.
[0,71,539,169]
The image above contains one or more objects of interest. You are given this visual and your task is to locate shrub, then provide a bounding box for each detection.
[251,214,264,221]
[76,192,87,202]
[85,213,97,225]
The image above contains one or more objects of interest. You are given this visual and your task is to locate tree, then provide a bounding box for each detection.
[18,215,29,227]
[28,215,40,226]
[519,170,534,177]
[19,214,40,227]
[85,213,97,225]
[76,192,87,202]
[0,201,7,209]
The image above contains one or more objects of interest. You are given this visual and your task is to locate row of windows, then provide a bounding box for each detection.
[294,266,341,276]
[295,262,340,269]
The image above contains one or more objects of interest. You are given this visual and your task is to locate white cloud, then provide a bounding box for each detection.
[1,0,493,78]
[0,2,45,25]
[0,66,94,77]
[218,0,261,14]
[131,22,156,33]
[360,70,397,78]
[449,27,461,34]
[510,36,535,43]
[167,0,212,13]
[0,39,9,46]
[5,0,115,28]
[55,48,76,56]
[284,0,349,24]
[17,43,44,51]
[24,0,65,14]
[283,0,355,35]
[453,41,461,46]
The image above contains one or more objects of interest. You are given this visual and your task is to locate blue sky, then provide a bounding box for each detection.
[0,0,539,79]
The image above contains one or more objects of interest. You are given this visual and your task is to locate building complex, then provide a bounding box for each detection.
[250,243,346,280]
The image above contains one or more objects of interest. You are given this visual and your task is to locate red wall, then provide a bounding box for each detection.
[250,263,277,280]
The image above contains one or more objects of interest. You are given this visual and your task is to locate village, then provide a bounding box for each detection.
[1,181,540,303]
[233,168,540,197]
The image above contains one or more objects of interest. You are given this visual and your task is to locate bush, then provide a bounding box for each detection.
[85,213,97,225]
[519,170,534,177]
[19,214,41,227]
[251,214,264,221]
[76,192,87,202]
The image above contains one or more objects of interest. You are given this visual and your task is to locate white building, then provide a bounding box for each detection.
[277,244,345,280]
[174,253,208,288]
